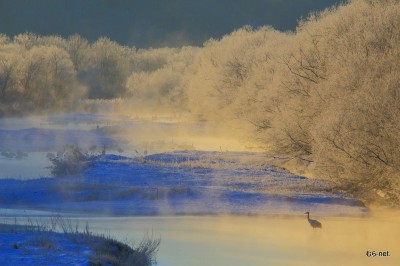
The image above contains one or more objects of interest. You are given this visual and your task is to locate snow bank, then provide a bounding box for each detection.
[0,151,367,217]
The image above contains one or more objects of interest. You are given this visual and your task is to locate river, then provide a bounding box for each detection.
[86,214,400,266]
[3,211,399,266]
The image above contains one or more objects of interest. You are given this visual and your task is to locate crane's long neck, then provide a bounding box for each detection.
[306,213,310,220]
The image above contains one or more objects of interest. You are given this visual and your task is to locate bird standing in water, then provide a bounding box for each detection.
[304,212,322,229]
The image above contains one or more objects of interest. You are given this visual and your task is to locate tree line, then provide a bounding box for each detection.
[0,33,197,114]
[183,0,400,204]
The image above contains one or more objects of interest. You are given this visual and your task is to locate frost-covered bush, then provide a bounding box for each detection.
[47,145,96,177]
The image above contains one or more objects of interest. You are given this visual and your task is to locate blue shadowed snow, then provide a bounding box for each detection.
[0,151,367,216]
[0,231,91,265]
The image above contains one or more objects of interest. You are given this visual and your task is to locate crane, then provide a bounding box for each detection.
[304,211,322,229]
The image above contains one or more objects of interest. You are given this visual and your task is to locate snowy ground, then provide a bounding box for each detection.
[0,150,366,217]
[0,225,91,266]
[0,220,159,266]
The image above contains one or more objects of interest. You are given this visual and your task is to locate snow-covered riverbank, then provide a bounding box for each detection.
[0,150,366,217]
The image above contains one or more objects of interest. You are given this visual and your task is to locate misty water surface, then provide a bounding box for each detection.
[2,212,399,266]
[86,214,400,266]
[0,115,253,179]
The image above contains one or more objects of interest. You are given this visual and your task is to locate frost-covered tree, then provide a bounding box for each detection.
[126,46,197,109]
[306,0,400,203]
[82,37,135,99]
[257,0,400,203]
[184,26,281,120]
[65,34,90,72]
[0,49,19,99]
[20,45,81,108]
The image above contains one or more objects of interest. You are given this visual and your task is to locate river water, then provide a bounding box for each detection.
[0,115,253,179]
[86,214,400,266]
[3,211,398,266]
